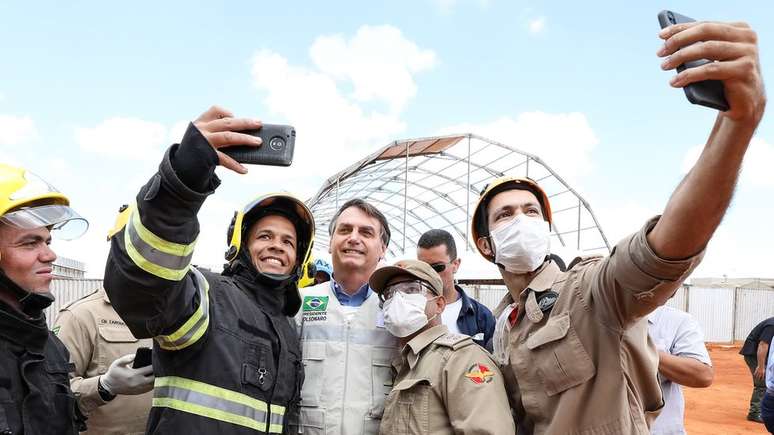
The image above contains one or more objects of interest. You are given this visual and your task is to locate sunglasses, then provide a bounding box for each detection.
[429,261,453,273]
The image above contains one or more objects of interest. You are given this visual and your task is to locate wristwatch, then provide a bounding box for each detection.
[97,376,116,402]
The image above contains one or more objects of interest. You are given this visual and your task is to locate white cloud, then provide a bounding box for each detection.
[681,137,774,188]
[0,115,37,146]
[438,111,599,182]
[528,17,546,34]
[310,25,437,113]
[75,117,168,159]
[250,25,437,178]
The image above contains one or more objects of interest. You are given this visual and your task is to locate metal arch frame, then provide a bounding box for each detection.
[306,133,612,259]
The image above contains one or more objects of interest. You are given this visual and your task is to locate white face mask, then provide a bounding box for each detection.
[489,214,550,274]
[382,292,434,338]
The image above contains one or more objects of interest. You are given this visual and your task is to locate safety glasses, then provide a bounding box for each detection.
[378,280,436,305]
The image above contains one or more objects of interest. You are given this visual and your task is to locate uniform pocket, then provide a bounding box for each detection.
[526,312,595,396]
[97,326,139,371]
[369,346,395,419]
[296,407,325,435]
[381,378,430,435]
[300,341,326,407]
[241,340,276,394]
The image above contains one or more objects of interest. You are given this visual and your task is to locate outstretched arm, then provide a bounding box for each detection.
[648,21,766,259]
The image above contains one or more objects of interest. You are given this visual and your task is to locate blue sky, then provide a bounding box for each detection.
[1,1,773,278]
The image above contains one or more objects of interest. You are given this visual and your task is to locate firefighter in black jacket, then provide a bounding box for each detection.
[0,163,89,434]
[104,106,314,434]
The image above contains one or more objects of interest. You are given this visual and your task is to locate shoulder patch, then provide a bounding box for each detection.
[434,332,474,350]
[59,288,101,311]
[567,255,603,271]
[464,363,496,384]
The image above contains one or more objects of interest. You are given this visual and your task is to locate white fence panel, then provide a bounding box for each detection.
[688,287,735,343]
[469,285,508,311]
[665,285,688,311]
[734,287,774,341]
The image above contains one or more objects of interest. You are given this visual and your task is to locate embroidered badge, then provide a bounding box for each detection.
[464,363,495,384]
[302,296,329,322]
[302,296,329,312]
[52,325,61,336]
[536,291,558,313]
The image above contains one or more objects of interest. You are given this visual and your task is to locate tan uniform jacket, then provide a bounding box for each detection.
[493,217,702,435]
[380,324,515,435]
[54,288,153,435]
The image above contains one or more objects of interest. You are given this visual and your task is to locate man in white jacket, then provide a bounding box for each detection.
[295,198,398,435]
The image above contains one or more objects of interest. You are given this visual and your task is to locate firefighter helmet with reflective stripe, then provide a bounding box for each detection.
[225,193,315,276]
[471,176,552,261]
[0,163,88,240]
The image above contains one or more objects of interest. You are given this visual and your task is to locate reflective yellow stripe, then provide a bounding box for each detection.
[268,404,286,433]
[124,202,196,281]
[130,203,197,256]
[155,268,210,351]
[152,398,266,432]
[153,376,285,432]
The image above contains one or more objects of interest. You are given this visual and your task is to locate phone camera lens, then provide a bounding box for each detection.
[269,137,285,151]
[667,11,675,23]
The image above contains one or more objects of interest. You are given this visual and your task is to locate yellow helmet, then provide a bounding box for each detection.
[0,163,88,239]
[471,176,552,261]
[225,193,315,274]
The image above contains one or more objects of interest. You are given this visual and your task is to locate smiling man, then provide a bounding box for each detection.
[104,106,315,434]
[0,163,89,434]
[295,198,398,435]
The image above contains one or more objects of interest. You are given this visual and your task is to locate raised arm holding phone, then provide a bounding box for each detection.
[474,16,765,435]
[104,106,313,435]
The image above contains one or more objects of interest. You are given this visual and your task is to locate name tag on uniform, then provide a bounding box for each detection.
[376,310,385,328]
[472,332,484,341]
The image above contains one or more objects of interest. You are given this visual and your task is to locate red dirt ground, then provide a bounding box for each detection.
[684,344,769,434]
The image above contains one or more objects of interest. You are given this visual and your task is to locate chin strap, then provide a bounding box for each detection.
[0,269,55,316]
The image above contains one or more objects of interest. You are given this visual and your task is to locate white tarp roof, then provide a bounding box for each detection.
[306,134,610,277]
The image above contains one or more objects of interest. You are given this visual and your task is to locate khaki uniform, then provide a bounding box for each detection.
[54,288,153,435]
[493,217,702,435]
[380,324,515,435]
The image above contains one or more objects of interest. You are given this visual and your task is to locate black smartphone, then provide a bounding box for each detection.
[222,124,296,166]
[132,347,152,369]
[657,10,729,111]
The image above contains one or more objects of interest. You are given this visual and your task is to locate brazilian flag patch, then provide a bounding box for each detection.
[302,296,329,312]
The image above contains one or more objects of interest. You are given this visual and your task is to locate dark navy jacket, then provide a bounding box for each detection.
[454,285,496,351]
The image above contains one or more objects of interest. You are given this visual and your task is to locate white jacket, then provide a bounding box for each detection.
[295,282,398,435]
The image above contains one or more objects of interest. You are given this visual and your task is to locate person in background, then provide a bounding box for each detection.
[417,229,495,350]
[313,258,332,285]
[648,305,713,435]
[760,340,774,433]
[740,316,774,423]
[54,287,154,435]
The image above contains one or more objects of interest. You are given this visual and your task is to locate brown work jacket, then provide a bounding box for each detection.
[54,288,153,435]
[494,217,702,435]
[380,324,515,435]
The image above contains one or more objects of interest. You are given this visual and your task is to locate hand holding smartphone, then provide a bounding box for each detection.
[222,124,296,167]
[132,347,152,369]
[657,10,730,111]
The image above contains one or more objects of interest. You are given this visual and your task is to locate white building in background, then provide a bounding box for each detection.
[53,256,87,279]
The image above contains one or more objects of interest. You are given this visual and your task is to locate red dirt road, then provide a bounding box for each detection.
[684,344,769,434]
